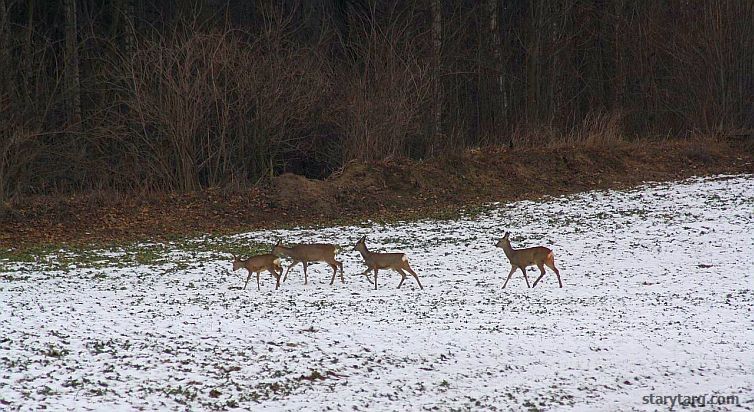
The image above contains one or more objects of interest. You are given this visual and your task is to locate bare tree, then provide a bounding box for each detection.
[63,0,82,130]
[488,0,508,144]
[111,0,136,55]
[0,0,9,97]
[429,0,442,152]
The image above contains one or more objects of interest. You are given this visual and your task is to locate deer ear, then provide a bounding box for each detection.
[503,232,509,238]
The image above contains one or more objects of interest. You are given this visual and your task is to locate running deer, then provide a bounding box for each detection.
[496,232,562,288]
[353,236,423,290]
[231,254,282,291]
[272,240,344,285]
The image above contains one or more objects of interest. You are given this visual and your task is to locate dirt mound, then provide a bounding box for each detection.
[328,161,429,211]
[272,173,334,213]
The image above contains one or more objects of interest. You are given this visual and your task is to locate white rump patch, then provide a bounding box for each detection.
[401,255,408,262]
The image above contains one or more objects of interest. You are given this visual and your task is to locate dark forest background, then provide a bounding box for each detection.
[0,0,752,201]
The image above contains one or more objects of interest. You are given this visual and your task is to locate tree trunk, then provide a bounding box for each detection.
[488,0,508,144]
[612,0,625,111]
[526,0,542,126]
[64,0,82,131]
[429,0,442,154]
[593,0,611,111]
[21,0,34,106]
[0,0,9,97]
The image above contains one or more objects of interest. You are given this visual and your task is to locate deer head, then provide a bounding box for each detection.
[231,254,244,271]
[496,232,511,249]
[353,235,367,252]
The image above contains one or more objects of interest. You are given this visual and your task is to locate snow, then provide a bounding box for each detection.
[1,174,753,411]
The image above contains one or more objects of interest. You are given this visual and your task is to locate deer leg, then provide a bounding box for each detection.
[243,270,253,290]
[521,267,531,288]
[396,268,407,288]
[270,268,281,290]
[373,268,378,290]
[303,262,309,285]
[556,270,563,288]
[545,260,563,288]
[283,261,300,282]
[360,267,372,283]
[328,263,338,285]
[502,266,516,288]
[552,266,563,288]
[532,264,546,288]
[403,264,423,290]
[256,271,260,291]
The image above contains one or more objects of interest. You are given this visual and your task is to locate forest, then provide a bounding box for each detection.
[0,0,752,201]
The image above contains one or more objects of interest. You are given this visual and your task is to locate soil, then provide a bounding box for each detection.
[1,139,752,249]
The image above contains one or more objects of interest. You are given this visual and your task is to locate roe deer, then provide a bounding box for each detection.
[354,236,423,290]
[496,232,562,288]
[232,254,282,291]
[272,240,344,285]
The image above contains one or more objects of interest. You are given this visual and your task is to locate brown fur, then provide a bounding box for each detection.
[496,232,562,288]
[272,241,344,285]
[354,236,423,290]
[232,254,282,291]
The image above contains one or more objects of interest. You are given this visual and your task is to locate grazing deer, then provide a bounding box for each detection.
[353,236,423,290]
[272,240,344,285]
[232,254,282,291]
[496,232,562,288]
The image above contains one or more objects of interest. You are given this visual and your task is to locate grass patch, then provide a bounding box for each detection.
[0,235,274,273]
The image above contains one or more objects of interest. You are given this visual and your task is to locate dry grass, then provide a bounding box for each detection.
[511,112,627,149]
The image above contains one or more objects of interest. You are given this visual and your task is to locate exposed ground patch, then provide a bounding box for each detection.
[1,139,752,248]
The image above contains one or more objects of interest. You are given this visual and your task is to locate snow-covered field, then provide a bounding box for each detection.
[1,175,753,411]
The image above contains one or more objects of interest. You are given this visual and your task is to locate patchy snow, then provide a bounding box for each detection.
[1,174,753,411]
